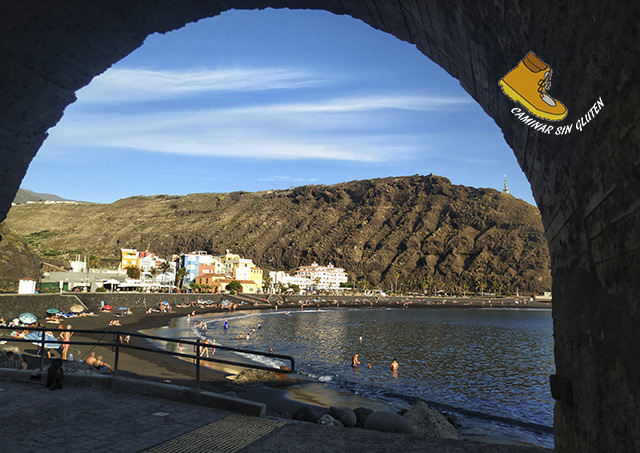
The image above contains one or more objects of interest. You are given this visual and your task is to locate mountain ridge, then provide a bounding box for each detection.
[5,174,551,294]
[12,188,71,204]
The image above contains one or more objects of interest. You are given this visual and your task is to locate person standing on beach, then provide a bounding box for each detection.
[178,338,183,354]
[60,325,73,360]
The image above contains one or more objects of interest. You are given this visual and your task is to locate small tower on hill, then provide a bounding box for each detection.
[503,174,510,194]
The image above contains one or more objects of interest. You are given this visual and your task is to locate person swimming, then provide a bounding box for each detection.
[351,353,360,367]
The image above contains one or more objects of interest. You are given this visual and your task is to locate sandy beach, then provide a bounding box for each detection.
[9,302,391,417]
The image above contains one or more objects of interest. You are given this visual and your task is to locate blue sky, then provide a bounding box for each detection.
[21,8,535,205]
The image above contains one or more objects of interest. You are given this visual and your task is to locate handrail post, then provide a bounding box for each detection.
[114,333,120,376]
[39,329,46,371]
[195,339,201,389]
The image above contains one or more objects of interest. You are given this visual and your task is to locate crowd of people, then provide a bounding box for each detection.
[0,351,27,369]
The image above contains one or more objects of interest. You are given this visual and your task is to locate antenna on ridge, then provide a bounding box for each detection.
[503,174,509,194]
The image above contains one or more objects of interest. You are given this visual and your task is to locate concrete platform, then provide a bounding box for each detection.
[0,375,551,452]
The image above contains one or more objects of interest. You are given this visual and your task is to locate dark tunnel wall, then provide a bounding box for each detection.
[1,1,639,450]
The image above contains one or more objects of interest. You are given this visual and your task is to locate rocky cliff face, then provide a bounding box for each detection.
[5,175,551,293]
[0,222,41,291]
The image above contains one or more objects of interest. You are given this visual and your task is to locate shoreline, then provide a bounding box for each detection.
[1,297,553,447]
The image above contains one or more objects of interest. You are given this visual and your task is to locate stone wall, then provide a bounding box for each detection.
[1,1,638,450]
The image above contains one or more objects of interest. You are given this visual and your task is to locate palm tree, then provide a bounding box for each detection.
[262,273,272,293]
[150,267,158,284]
[491,279,501,295]
[425,276,435,295]
[175,267,187,290]
[476,280,487,296]
[158,261,171,286]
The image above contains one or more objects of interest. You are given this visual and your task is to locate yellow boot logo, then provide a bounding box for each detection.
[499,52,568,121]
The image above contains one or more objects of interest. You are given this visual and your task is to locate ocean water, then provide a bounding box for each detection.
[150,307,555,448]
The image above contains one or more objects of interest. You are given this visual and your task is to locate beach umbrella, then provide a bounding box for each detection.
[103,305,113,310]
[18,312,37,324]
[118,306,128,311]
[46,308,60,314]
[161,301,169,305]
[24,331,59,349]
[70,304,84,313]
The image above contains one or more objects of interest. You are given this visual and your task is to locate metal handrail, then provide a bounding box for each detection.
[0,325,295,389]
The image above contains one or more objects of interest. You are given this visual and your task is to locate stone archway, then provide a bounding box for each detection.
[1,2,637,450]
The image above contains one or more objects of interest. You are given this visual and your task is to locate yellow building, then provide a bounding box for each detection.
[120,248,139,270]
[250,267,263,289]
[237,280,259,294]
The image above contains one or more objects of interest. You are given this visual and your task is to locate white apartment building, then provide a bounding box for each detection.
[294,262,348,290]
[138,254,160,272]
[269,271,314,291]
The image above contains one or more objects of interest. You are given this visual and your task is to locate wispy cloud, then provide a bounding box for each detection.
[46,90,469,163]
[77,67,330,102]
[256,95,471,113]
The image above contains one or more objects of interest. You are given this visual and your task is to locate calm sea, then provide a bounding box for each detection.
[150,307,555,448]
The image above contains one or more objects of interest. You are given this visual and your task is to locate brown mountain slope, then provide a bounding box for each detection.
[5,175,551,293]
[0,222,41,291]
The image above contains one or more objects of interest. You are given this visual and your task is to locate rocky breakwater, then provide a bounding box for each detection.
[290,401,459,440]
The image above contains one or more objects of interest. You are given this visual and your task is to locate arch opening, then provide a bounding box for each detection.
[13,8,553,446]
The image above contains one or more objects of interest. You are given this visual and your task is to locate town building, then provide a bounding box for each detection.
[138,252,161,272]
[18,278,37,294]
[120,248,139,270]
[268,271,315,292]
[177,251,216,284]
[40,269,126,292]
[69,259,87,273]
[180,250,263,290]
[294,262,348,291]
[195,274,258,293]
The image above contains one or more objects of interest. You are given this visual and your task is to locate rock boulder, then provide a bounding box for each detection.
[363,411,417,434]
[329,406,357,428]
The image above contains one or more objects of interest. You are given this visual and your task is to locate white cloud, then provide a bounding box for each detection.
[46,89,470,163]
[255,94,471,113]
[77,67,330,102]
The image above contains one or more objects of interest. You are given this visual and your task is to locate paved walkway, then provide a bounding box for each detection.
[0,379,551,452]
